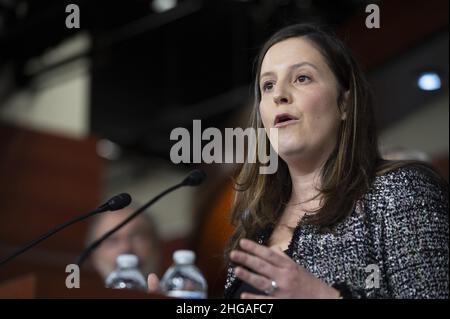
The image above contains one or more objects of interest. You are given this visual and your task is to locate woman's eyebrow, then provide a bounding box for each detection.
[260,62,319,81]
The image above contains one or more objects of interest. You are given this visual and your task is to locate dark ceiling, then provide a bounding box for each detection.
[1,0,448,161]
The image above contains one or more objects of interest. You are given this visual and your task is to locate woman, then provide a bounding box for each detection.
[222,23,448,299]
[147,23,448,299]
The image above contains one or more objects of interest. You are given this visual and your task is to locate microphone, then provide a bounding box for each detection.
[99,193,132,211]
[181,168,207,186]
[76,169,207,267]
[0,193,132,267]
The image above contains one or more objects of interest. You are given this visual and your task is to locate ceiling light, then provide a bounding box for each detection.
[417,71,441,91]
[151,0,177,13]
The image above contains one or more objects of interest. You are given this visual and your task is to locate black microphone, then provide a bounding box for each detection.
[76,169,207,267]
[0,193,132,267]
[99,193,132,211]
[181,169,207,186]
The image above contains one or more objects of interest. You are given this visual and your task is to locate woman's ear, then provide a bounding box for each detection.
[340,90,350,120]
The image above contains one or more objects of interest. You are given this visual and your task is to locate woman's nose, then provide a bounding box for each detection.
[273,86,292,105]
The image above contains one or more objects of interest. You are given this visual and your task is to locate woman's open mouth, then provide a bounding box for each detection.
[274,113,300,128]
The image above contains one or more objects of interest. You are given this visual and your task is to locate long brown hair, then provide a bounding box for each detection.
[224,23,444,259]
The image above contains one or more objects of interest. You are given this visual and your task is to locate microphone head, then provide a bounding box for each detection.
[106,193,132,211]
[182,169,207,186]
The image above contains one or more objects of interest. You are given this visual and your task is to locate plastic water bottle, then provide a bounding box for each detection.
[105,254,147,291]
[160,250,207,299]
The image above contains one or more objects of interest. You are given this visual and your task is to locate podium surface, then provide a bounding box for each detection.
[0,273,164,299]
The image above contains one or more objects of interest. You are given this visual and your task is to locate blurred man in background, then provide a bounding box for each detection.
[85,205,161,281]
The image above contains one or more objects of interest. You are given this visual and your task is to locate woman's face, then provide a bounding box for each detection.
[259,37,346,164]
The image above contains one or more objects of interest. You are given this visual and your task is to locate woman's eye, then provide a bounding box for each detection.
[262,82,274,92]
[296,75,311,83]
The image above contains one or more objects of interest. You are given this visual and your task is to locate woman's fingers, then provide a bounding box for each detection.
[230,249,278,278]
[239,239,292,267]
[234,266,276,294]
[147,273,160,293]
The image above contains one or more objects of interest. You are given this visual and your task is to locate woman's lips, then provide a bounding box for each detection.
[274,119,300,128]
[274,113,300,128]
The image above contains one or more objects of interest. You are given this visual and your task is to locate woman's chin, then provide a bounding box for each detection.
[276,145,307,162]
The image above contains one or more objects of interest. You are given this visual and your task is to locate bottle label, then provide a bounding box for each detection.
[166,290,206,299]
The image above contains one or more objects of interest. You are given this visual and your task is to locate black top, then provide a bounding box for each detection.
[224,166,449,299]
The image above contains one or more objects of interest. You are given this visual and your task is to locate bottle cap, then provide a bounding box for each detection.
[116,254,139,268]
[173,250,195,264]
